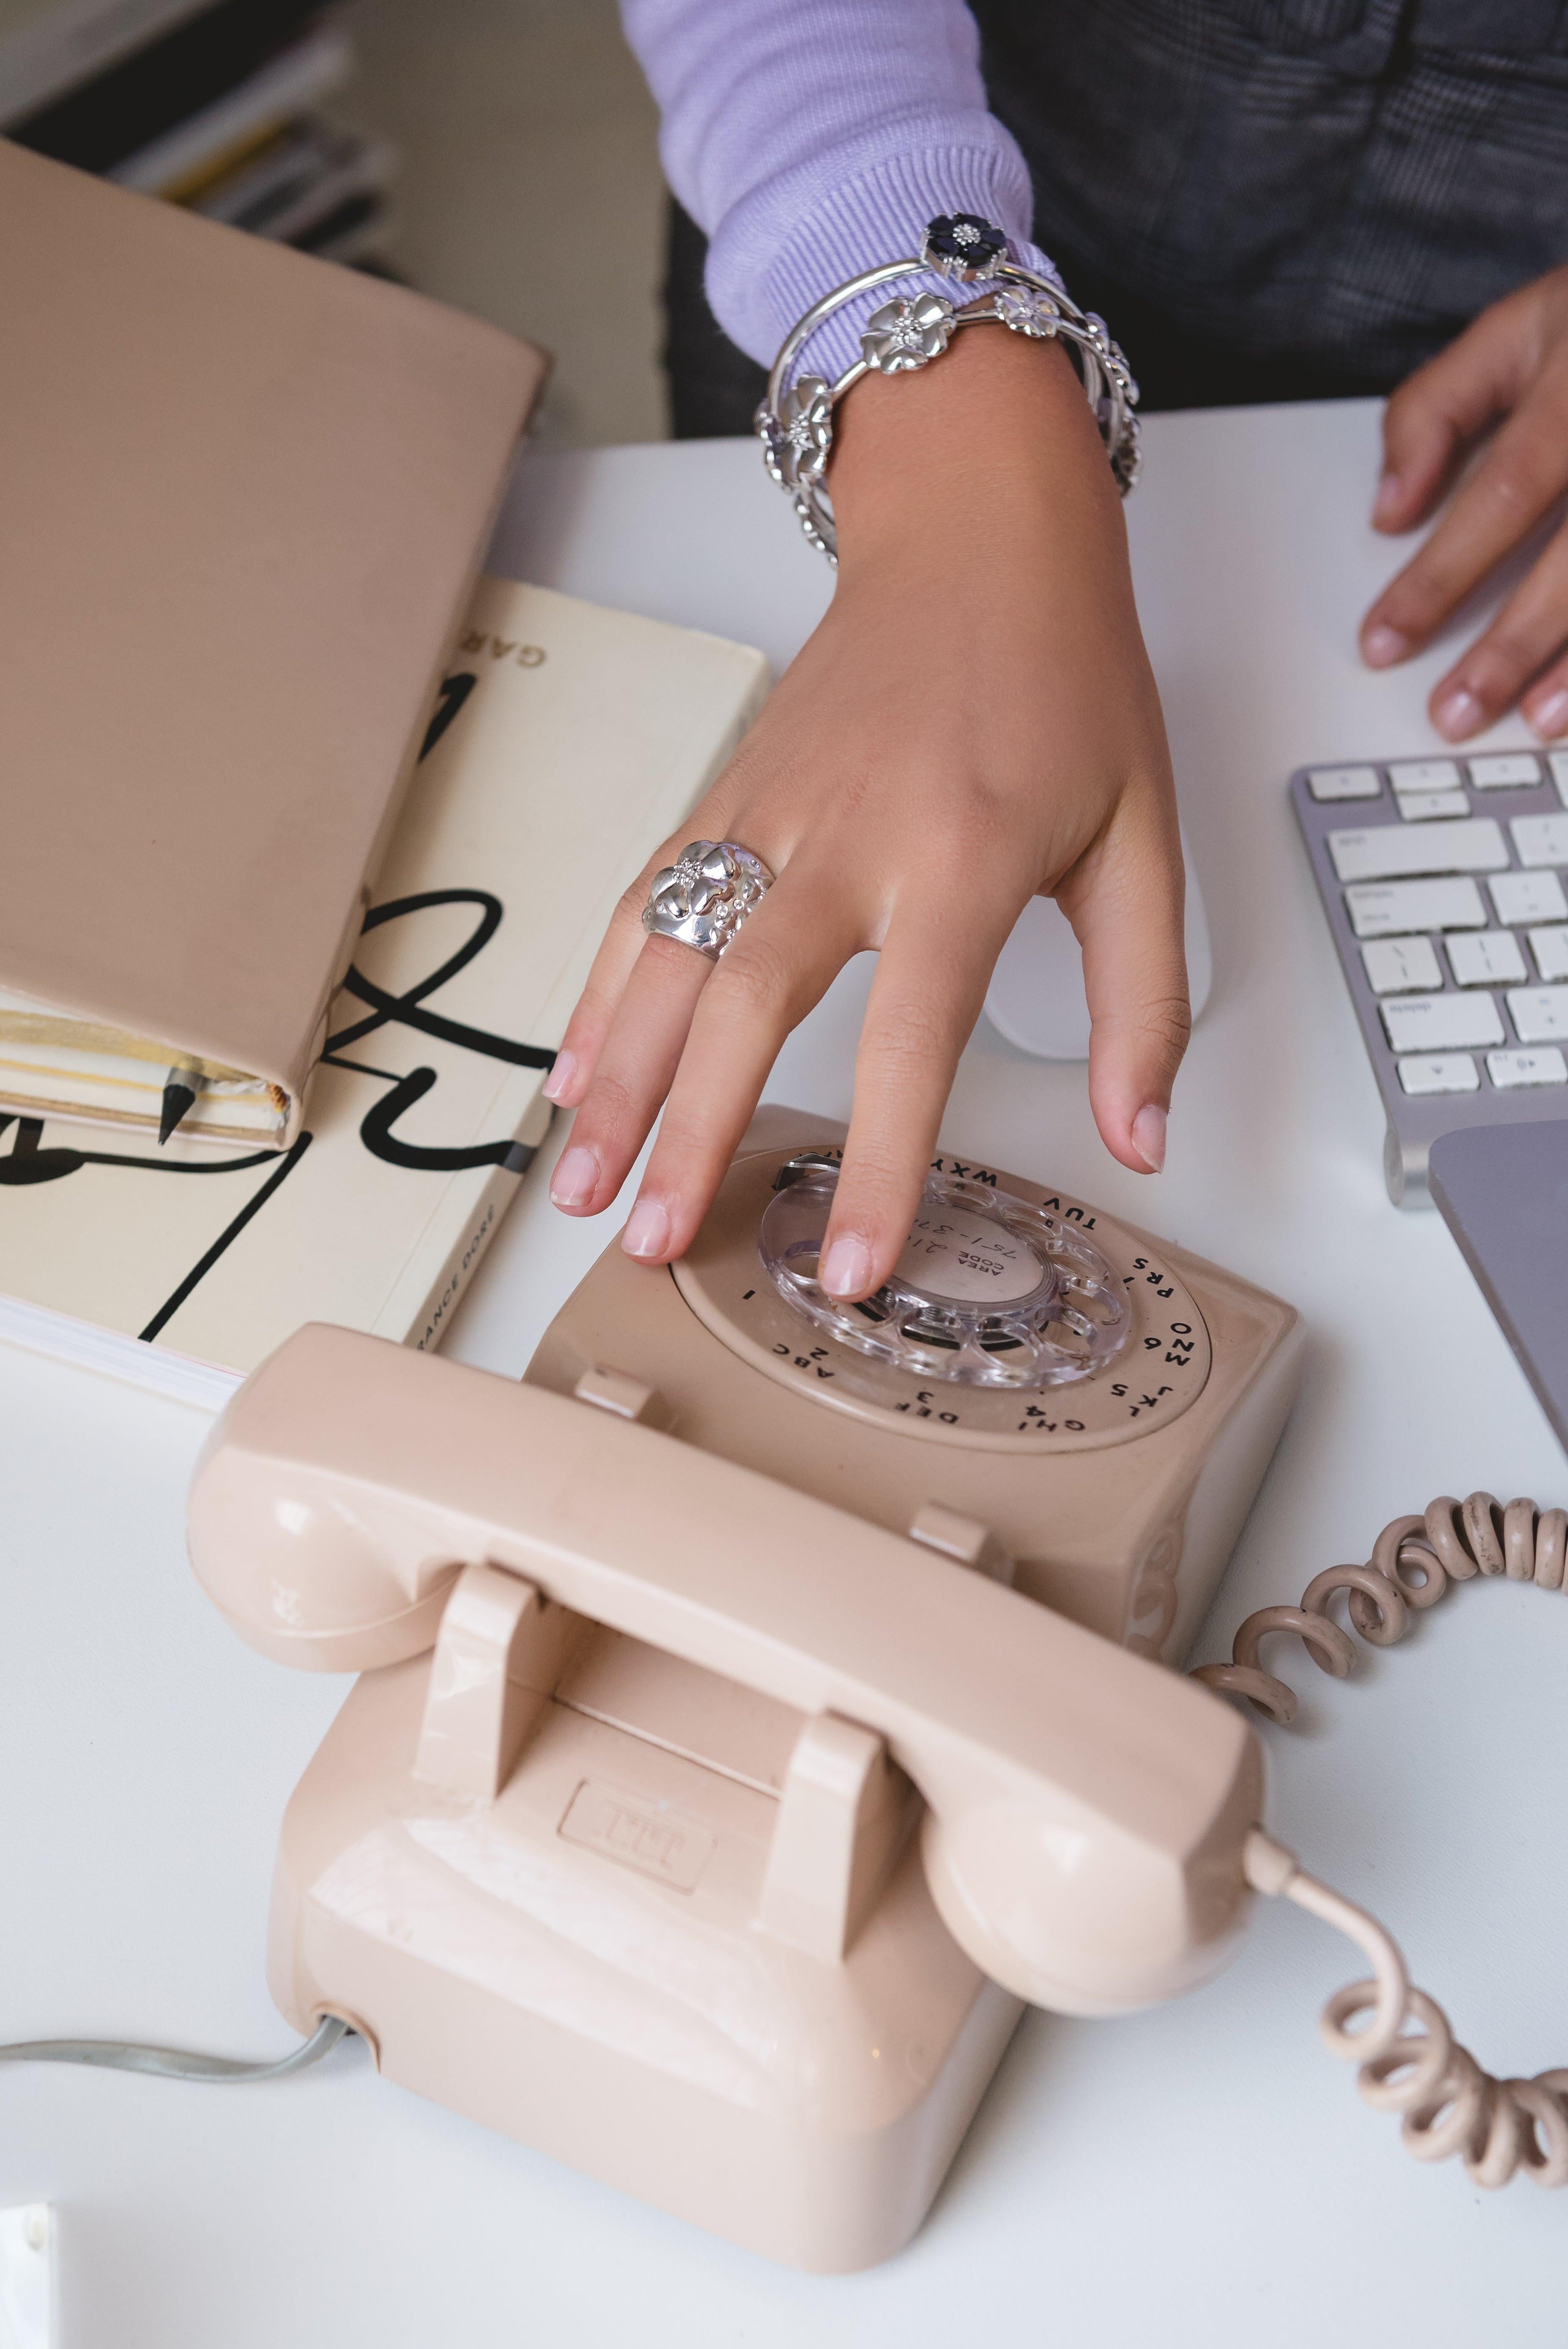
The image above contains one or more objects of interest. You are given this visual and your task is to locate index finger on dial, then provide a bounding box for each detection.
[816,897,1023,1302]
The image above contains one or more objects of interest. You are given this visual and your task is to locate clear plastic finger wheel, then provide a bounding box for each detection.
[760,1157,1131,1389]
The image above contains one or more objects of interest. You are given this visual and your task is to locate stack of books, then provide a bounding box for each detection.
[0,137,773,1407]
[0,576,769,1409]
[0,0,397,269]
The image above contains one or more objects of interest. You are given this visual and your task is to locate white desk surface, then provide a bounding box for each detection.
[5,403,1566,2347]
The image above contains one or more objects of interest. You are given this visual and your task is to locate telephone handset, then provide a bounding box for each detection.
[191,1321,1261,2016]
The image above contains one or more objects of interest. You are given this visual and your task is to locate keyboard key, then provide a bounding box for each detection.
[1468,753,1541,789]
[1362,935,1442,993]
[1398,789,1470,821]
[1389,759,1462,792]
[1381,993,1505,1053]
[1328,818,1508,882]
[1398,1053,1480,1096]
[1530,925,1568,983]
[1489,869,1568,926]
[1510,813,1568,867]
[1508,986,1568,1042]
[1344,877,1487,936]
[1307,764,1381,801]
[1487,1047,1568,1089]
[1446,930,1527,987]
[1551,750,1568,808]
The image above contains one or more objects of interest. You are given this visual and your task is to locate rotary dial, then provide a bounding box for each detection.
[671,1143,1214,1455]
[760,1157,1129,1390]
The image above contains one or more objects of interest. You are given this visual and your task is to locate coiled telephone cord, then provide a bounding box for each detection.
[1196,1492,1568,2190]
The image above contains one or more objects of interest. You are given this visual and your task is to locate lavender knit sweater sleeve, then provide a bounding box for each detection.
[619,0,1060,384]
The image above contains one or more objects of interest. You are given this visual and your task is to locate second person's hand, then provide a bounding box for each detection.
[543,322,1189,1300]
[1361,261,1568,741]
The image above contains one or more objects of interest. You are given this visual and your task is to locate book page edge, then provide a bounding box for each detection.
[0,1291,239,1412]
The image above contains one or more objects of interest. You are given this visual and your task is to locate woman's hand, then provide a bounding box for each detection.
[1361,262,1568,741]
[544,323,1188,1298]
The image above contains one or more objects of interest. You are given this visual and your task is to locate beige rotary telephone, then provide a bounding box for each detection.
[182,1107,1304,2269]
[13,1109,1564,2265]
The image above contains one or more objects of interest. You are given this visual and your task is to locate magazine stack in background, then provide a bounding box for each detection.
[0,0,398,270]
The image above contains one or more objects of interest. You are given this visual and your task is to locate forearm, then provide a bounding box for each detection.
[619,0,1060,376]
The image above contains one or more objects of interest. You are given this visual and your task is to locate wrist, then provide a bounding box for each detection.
[829,321,1124,579]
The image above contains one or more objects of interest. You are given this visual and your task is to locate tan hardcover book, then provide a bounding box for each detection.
[0,137,547,1151]
[0,579,770,1406]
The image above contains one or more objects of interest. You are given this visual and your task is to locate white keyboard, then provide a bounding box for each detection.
[1291,749,1568,1205]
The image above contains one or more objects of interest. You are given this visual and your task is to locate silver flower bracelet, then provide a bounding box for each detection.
[755,212,1140,563]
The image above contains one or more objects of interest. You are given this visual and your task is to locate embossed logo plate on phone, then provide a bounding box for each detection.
[557,1778,715,1891]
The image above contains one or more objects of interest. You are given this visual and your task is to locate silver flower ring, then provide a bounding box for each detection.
[643,840,775,960]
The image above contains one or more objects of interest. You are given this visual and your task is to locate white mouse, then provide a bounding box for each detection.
[983,824,1213,1061]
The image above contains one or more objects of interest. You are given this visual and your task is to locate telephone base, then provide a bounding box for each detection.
[527,1108,1303,1662]
[269,1649,1025,2272]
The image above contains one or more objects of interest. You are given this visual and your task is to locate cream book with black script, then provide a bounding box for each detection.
[0,578,769,1406]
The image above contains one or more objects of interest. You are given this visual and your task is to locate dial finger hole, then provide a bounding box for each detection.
[761,1162,1130,1390]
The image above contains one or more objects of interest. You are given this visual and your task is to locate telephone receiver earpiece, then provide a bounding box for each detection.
[188,1324,1263,2015]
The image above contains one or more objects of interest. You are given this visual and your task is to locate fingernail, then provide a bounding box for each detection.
[819,1234,871,1298]
[549,1143,599,1209]
[1362,623,1408,669]
[1433,686,1483,742]
[1131,1103,1167,1173]
[622,1197,671,1259]
[1527,688,1568,741]
[1372,472,1402,525]
[541,1049,575,1104]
